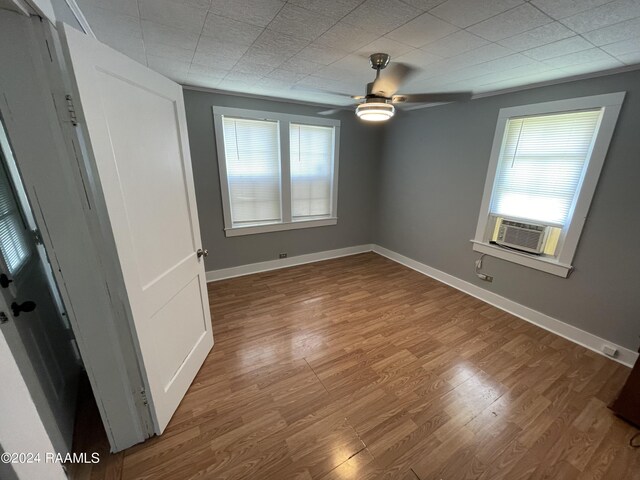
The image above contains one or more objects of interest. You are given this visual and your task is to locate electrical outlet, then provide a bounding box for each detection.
[279,253,287,259]
[477,273,493,282]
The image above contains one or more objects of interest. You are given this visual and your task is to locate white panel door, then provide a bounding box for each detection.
[60,24,213,433]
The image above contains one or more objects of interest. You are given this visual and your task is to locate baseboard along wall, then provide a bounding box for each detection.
[205,244,374,282]
[206,244,638,368]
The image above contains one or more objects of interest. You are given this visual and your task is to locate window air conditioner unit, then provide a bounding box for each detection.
[495,219,548,254]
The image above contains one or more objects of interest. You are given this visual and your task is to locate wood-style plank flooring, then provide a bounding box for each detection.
[75,252,639,479]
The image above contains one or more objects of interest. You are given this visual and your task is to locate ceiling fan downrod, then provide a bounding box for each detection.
[366,53,390,99]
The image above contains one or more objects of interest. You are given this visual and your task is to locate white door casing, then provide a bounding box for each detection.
[60,24,213,433]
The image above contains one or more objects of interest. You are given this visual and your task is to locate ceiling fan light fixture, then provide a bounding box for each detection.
[355,102,395,122]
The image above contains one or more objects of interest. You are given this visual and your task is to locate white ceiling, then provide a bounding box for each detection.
[77,0,640,106]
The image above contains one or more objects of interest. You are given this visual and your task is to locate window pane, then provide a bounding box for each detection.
[490,109,602,226]
[290,124,334,219]
[0,163,30,274]
[222,117,281,226]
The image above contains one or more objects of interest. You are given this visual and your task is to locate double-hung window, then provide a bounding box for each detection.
[213,107,339,237]
[473,93,625,277]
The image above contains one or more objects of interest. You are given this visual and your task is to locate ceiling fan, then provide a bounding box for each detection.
[305,53,473,122]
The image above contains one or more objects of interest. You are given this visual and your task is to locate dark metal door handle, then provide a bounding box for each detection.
[0,273,13,288]
[197,248,208,259]
[11,301,36,317]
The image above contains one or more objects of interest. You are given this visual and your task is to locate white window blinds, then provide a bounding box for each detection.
[222,117,282,226]
[490,109,602,226]
[290,123,334,219]
[0,163,30,274]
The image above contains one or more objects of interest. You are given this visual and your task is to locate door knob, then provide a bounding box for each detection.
[11,301,36,317]
[197,248,208,259]
[0,274,13,288]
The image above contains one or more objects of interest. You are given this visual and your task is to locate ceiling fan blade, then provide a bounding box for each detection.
[371,63,417,97]
[392,92,473,103]
[317,107,349,116]
[291,84,355,99]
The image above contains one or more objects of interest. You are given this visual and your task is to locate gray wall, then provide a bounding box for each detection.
[375,69,640,351]
[184,89,383,270]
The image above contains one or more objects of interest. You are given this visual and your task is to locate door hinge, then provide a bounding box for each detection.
[140,388,148,407]
[65,94,78,126]
[31,229,43,245]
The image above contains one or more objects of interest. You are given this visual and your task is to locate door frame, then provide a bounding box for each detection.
[0,10,153,451]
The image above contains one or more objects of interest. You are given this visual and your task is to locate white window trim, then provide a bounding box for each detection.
[472,92,625,277]
[212,106,340,237]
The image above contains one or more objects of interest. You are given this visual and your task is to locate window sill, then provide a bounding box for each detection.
[470,241,572,278]
[225,217,337,237]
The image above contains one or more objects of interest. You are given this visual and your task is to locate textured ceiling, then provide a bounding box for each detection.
[77,0,640,106]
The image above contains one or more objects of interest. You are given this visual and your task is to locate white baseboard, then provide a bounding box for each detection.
[372,245,638,368]
[206,244,373,282]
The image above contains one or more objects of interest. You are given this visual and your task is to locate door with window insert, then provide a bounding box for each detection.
[0,120,80,454]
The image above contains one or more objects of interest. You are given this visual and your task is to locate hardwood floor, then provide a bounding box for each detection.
[76,252,639,479]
